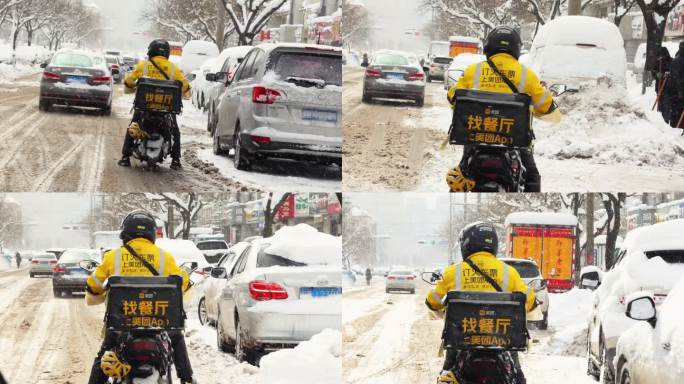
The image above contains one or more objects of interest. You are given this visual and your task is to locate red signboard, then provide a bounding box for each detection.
[276,194,295,220]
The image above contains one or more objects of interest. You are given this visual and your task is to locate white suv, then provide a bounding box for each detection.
[583,219,684,382]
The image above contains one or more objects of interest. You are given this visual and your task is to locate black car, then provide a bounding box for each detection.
[39,49,115,115]
[52,248,100,297]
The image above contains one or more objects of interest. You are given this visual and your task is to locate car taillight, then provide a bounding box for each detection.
[43,71,61,81]
[252,86,283,104]
[388,276,396,280]
[49,260,57,264]
[251,136,271,144]
[407,276,415,280]
[53,266,66,273]
[249,280,288,301]
[365,68,382,78]
[430,64,437,68]
[31,259,38,264]
[408,72,424,81]
[91,76,112,85]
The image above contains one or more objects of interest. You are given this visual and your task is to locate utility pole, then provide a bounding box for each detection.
[168,204,175,239]
[216,0,226,49]
[568,0,582,15]
[289,0,296,24]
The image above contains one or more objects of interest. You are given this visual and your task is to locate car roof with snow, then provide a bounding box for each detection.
[621,219,684,253]
[531,16,623,49]
[253,224,341,266]
[254,43,342,54]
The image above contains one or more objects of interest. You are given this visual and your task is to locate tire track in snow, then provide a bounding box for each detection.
[32,133,89,191]
[78,116,106,192]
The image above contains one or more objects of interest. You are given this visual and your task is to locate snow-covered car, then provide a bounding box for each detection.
[51,248,100,297]
[528,15,627,88]
[155,238,210,282]
[362,50,426,106]
[585,219,684,382]
[198,238,259,326]
[215,224,341,365]
[501,258,550,329]
[204,45,252,133]
[443,53,485,90]
[181,40,219,76]
[426,55,451,82]
[385,268,416,293]
[40,49,114,114]
[29,252,58,277]
[615,275,684,384]
[191,56,218,110]
[195,239,230,265]
[213,43,342,170]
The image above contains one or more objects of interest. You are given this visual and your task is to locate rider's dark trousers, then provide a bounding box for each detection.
[87,330,193,384]
[122,112,181,160]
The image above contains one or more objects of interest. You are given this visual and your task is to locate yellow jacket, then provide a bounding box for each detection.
[86,238,189,299]
[448,53,555,117]
[426,251,535,312]
[124,56,190,94]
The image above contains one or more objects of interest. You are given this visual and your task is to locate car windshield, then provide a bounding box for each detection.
[53,53,93,67]
[390,270,412,275]
[506,261,540,278]
[271,51,342,86]
[256,248,307,268]
[59,250,95,263]
[374,53,409,66]
[645,250,684,264]
[197,241,227,250]
[434,57,452,64]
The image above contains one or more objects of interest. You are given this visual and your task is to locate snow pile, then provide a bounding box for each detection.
[259,329,341,384]
[0,63,40,84]
[534,82,684,167]
[534,289,594,356]
[265,224,341,266]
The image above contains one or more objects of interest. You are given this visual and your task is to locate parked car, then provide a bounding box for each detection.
[615,275,684,384]
[196,239,231,264]
[39,49,114,115]
[362,50,426,106]
[212,43,342,170]
[51,248,100,297]
[198,239,259,326]
[215,227,340,364]
[122,54,137,71]
[156,238,210,282]
[425,55,452,82]
[29,252,57,277]
[191,57,219,110]
[583,219,684,382]
[181,40,219,76]
[104,54,124,83]
[501,258,550,329]
[443,53,485,90]
[385,268,416,293]
[205,46,253,134]
[528,15,627,88]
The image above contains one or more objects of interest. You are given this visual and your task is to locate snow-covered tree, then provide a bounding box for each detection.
[342,0,369,50]
[342,202,376,269]
[221,0,288,45]
[146,193,205,240]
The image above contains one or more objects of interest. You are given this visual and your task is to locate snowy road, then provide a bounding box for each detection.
[0,266,259,384]
[343,65,684,192]
[342,277,597,384]
[0,72,340,192]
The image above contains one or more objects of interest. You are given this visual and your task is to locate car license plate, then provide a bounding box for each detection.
[302,109,337,122]
[386,73,405,80]
[300,287,342,297]
[66,76,88,84]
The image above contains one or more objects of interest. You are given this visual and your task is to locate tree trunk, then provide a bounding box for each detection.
[603,193,624,270]
[585,193,595,270]
[167,204,175,239]
[215,0,226,49]
[568,0,582,15]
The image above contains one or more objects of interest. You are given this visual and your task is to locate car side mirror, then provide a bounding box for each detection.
[625,295,657,326]
[421,271,442,285]
[211,267,226,279]
[111,68,120,75]
[580,271,601,290]
[78,259,98,272]
[202,266,214,275]
[206,73,216,82]
[528,278,547,292]
[215,72,229,85]
[40,62,48,69]
[423,66,430,72]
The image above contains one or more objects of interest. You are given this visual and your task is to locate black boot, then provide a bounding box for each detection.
[170,158,182,170]
[117,157,131,167]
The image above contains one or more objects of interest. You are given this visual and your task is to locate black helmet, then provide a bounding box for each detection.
[484,26,522,59]
[148,39,171,59]
[120,210,157,243]
[459,222,498,259]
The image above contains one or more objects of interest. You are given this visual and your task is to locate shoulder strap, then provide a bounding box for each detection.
[486,58,519,94]
[463,257,502,292]
[149,57,170,80]
[123,243,159,276]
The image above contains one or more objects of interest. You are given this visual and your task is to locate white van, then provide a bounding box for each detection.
[180,40,219,76]
[528,16,627,87]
